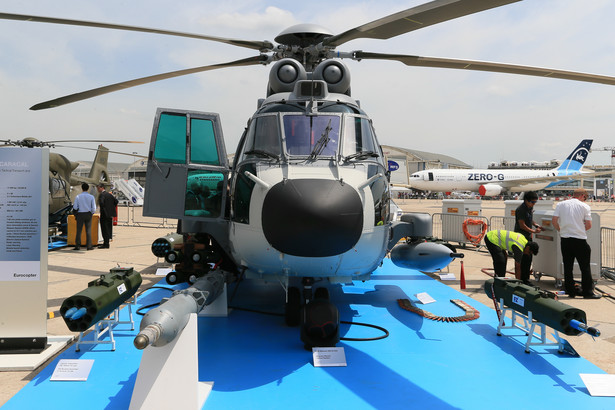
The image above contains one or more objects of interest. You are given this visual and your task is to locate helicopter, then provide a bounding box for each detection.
[4,0,615,348]
[0,138,143,233]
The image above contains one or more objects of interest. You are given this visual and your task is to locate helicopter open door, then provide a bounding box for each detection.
[143,108,229,220]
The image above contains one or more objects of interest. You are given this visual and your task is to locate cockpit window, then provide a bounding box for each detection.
[190,118,220,165]
[242,115,282,160]
[342,116,377,157]
[283,115,340,157]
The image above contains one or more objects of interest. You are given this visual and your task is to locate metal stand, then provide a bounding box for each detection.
[496,298,563,354]
[75,295,137,352]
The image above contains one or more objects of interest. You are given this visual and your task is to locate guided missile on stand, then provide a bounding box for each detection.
[133,269,226,349]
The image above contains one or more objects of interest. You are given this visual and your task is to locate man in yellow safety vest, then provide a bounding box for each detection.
[484,229,539,284]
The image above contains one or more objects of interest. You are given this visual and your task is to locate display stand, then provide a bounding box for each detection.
[496,298,563,353]
[129,313,212,410]
[75,295,137,352]
[198,284,228,317]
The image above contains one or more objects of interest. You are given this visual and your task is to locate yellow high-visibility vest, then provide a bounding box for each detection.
[486,230,528,253]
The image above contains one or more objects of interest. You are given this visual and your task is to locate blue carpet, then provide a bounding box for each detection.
[4,259,612,409]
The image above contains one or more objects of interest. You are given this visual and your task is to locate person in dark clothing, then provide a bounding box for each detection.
[514,191,544,239]
[97,183,118,248]
[514,191,544,284]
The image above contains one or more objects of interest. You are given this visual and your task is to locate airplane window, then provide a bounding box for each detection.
[184,170,225,218]
[283,115,340,156]
[242,115,282,160]
[342,116,377,157]
[154,113,187,164]
[190,118,220,165]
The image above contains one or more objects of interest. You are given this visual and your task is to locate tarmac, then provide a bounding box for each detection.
[1,199,614,406]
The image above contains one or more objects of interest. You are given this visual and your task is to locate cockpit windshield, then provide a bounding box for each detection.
[342,116,378,159]
[242,115,282,160]
[283,115,340,157]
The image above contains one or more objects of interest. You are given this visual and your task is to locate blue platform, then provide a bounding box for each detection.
[4,259,612,409]
[47,237,67,251]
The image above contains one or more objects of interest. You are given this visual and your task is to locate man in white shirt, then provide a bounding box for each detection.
[72,183,97,250]
[552,188,600,299]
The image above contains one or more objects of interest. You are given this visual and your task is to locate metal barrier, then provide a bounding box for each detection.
[601,227,615,280]
[488,216,515,232]
[116,205,177,229]
[432,213,490,248]
[427,211,615,280]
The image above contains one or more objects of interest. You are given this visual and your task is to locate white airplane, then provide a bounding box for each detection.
[407,140,602,196]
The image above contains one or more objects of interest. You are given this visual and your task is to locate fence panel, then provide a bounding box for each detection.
[601,227,615,279]
[432,213,490,247]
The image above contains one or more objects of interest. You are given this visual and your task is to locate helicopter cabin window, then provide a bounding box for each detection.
[153,113,187,164]
[283,115,340,157]
[190,118,220,165]
[231,163,256,224]
[242,115,281,160]
[49,177,67,199]
[342,116,378,157]
[184,169,225,218]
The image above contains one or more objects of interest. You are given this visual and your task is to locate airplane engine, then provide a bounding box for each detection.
[478,184,503,196]
[390,241,463,272]
[268,58,307,94]
[313,59,351,94]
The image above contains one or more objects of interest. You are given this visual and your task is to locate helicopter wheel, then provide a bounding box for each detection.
[314,287,329,300]
[285,286,302,327]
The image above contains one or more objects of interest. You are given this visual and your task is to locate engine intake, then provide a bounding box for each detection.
[313,60,351,95]
[268,58,307,94]
[478,184,503,197]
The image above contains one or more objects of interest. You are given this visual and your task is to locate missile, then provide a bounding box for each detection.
[60,267,142,332]
[64,307,78,319]
[569,319,600,337]
[64,307,87,321]
[390,241,463,272]
[151,232,183,258]
[485,278,596,336]
[133,269,226,350]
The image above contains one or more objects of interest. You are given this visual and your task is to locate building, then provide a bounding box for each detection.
[381,145,471,187]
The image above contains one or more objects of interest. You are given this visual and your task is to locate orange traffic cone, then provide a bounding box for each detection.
[460,261,466,290]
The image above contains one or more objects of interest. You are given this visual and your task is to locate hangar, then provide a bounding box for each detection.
[381,145,472,187]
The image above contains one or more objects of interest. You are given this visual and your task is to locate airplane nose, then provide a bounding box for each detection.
[262,179,363,257]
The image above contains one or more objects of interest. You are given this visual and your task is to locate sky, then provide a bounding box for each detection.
[1,0,615,168]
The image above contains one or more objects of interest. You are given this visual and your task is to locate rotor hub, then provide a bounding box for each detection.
[275,24,334,47]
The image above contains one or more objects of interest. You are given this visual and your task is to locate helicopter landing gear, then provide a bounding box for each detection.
[284,286,302,327]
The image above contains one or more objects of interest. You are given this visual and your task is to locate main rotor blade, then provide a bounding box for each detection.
[30,55,269,110]
[47,140,144,144]
[53,144,148,158]
[353,51,615,86]
[323,0,520,47]
[0,12,273,52]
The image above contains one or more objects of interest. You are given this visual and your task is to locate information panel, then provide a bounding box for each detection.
[0,147,49,352]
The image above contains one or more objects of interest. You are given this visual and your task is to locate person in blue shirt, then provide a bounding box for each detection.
[72,182,97,250]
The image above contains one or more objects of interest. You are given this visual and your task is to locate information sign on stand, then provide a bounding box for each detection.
[0,147,49,353]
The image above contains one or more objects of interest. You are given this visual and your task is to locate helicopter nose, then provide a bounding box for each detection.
[262,179,363,257]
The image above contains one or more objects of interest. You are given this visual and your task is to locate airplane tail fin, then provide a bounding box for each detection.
[556,139,593,173]
[88,145,110,183]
